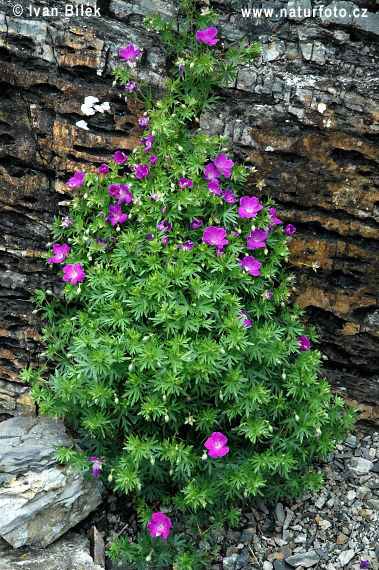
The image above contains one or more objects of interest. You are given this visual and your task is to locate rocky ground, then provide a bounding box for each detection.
[65,428,379,570]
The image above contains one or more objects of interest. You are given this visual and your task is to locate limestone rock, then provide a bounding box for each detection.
[0,531,104,569]
[0,416,103,548]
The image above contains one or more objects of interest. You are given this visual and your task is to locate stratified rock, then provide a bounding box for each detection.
[0,416,103,548]
[0,531,104,569]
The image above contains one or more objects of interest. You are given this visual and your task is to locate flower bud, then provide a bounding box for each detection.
[150,456,155,465]
[190,62,195,69]
[114,396,119,404]
[145,554,152,562]
[295,414,299,421]
[128,363,134,371]
[83,193,88,199]
[177,145,183,151]
[108,472,113,482]
[264,247,268,255]
[281,372,286,380]
[164,414,169,422]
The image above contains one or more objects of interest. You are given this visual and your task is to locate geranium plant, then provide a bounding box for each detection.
[24,1,355,567]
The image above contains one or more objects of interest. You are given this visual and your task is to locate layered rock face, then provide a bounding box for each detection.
[0,0,378,421]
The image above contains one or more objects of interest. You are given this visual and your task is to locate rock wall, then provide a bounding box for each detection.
[0,0,378,422]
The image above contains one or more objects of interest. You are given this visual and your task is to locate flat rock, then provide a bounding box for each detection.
[285,550,320,567]
[0,531,104,569]
[0,416,103,548]
[347,457,374,476]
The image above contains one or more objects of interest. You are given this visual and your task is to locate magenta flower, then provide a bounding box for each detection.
[268,208,282,232]
[266,290,274,299]
[66,171,85,189]
[208,178,222,195]
[149,154,158,164]
[138,115,150,130]
[141,133,154,152]
[284,223,296,235]
[179,63,184,72]
[125,80,138,92]
[135,164,150,179]
[196,27,219,46]
[147,512,172,540]
[88,457,104,476]
[238,196,263,218]
[146,234,154,241]
[157,220,172,234]
[212,153,234,178]
[204,432,229,458]
[98,163,109,175]
[62,264,85,285]
[108,184,121,197]
[162,204,167,214]
[238,310,252,328]
[119,45,141,61]
[150,194,159,201]
[114,151,128,164]
[190,217,203,230]
[216,247,225,256]
[202,226,228,248]
[231,231,240,237]
[178,240,194,252]
[297,336,310,351]
[61,216,72,228]
[106,204,128,226]
[247,229,268,250]
[360,562,371,569]
[204,162,220,180]
[178,177,193,189]
[223,189,237,204]
[162,237,168,245]
[117,184,132,205]
[238,255,261,276]
[48,244,70,264]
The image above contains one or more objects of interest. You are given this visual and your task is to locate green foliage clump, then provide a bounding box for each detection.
[25,1,355,567]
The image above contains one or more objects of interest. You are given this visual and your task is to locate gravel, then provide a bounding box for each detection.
[72,430,379,569]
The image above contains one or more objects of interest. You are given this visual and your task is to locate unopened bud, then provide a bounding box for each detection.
[281,372,286,380]
[46,290,53,295]
[177,145,183,151]
[150,456,155,465]
[295,414,299,421]
[114,396,119,404]
[128,363,134,371]
[164,414,169,422]
[83,193,88,199]
[108,472,113,482]
[264,247,268,255]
